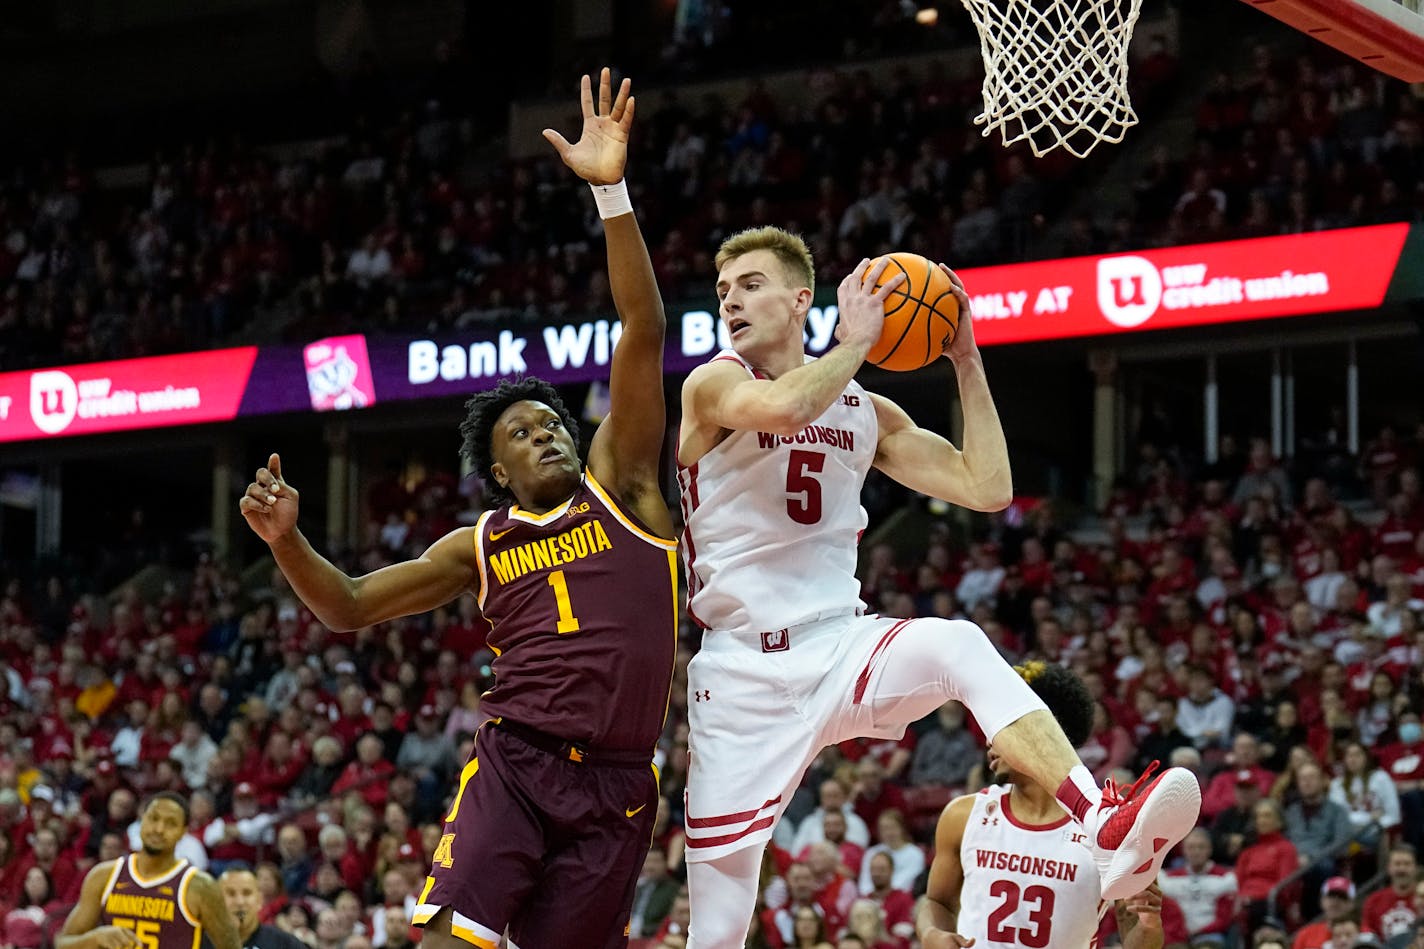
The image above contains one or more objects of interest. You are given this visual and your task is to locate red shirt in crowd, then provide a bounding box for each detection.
[331,759,396,808]
[1362,887,1419,943]
[853,782,908,837]
[1375,514,1420,560]
[1378,740,1424,788]
[1201,765,1277,821]
[1292,919,1334,949]
[1235,832,1297,901]
[814,873,859,936]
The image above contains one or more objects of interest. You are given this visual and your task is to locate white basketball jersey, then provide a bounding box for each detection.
[957,786,1106,949]
[678,350,878,635]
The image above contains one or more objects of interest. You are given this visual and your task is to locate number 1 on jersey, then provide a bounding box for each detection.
[547,569,582,634]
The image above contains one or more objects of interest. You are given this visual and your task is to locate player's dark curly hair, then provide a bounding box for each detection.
[459,377,580,504]
[145,790,191,824]
[1014,661,1094,748]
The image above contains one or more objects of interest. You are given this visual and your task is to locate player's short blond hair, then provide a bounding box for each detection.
[715,226,815,291]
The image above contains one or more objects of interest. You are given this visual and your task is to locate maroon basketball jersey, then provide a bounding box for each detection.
[98,855,203,949]
[475,470,678,753]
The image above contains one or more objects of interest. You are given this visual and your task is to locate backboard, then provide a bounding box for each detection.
[1238,0,1424,81]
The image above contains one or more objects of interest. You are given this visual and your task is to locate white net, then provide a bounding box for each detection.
[960,0,1144,158]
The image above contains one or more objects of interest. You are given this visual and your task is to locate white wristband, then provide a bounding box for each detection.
[590,179,633,220]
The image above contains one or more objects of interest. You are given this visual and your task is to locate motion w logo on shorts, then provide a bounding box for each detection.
[761,629,789,653]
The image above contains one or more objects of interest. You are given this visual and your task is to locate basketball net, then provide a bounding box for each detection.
[960,0,1143,158]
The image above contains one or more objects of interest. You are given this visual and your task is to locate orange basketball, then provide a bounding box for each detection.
[861,252,960,371]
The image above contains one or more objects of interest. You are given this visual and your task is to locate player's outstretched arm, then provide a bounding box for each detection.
[56,862,139,949]
[1116,883,1166,949]
[869,267,1011,512]
[545,68,673,537]
[917,795,978,949]
[188,872,241,949]
[240,454,476,631]
[683,257,902,438]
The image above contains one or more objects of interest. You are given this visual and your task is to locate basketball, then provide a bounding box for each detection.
[861,252,960,371]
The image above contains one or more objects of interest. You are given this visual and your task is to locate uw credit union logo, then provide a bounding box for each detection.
[1097,256,1163,329]
[30,370,78,435]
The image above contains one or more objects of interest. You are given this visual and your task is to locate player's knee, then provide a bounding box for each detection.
[687,916,750,949]
[913,617,994,661]
[413,908,463,949]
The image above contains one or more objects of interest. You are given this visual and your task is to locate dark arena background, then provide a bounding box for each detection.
[2,1,1424,947]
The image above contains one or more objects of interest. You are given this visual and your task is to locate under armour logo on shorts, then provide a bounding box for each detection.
[694,690,710,702]
[761,629,789,653]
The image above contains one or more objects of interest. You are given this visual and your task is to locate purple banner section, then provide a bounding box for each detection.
[251,305,840,412]
[236,345,319,418]
[7,306,841,441]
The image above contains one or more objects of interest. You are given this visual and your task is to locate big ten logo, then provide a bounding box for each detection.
[1096,255,1162,329]
[30,370,78,434]
[841,394,860,407]
[565,502,591,518]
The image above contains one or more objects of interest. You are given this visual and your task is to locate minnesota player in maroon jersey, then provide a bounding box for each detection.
[239,68,676,949]
[56,792,239,949]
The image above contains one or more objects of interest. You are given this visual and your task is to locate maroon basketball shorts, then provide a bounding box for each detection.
[412,721,658,949]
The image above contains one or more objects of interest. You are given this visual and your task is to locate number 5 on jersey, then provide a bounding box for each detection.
[114,919,160,949]
[786,449,825,525]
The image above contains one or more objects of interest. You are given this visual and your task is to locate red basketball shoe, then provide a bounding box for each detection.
[1081,761,1202,901]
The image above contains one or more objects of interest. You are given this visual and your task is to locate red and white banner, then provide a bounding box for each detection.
[0,225,1412,444]
[0,348,258,443]
[961,223,1410,346]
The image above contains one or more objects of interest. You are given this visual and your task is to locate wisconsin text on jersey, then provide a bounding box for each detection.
[972,849,1084,882]
[487,519,614,584]
[755,425,856,452]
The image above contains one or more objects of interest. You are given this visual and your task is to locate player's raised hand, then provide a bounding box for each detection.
[239,452,300,544]
[834,256,903,351]
[937,263,980,364]
[543,67,634,186]
[921,928,976,949]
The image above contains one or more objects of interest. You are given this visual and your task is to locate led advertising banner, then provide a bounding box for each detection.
[0,224,1411,444]
[962,222,1409,346]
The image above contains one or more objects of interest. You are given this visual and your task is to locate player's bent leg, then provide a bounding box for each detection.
[860,617,1049,743]
[862,616,1201,900]
[686,846,764,949]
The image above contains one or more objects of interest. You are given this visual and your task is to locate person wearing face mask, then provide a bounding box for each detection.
[1379,713,1424,851]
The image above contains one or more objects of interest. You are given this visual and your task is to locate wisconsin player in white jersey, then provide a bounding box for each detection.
[676,227,1200,949]
[918,663,1164,949]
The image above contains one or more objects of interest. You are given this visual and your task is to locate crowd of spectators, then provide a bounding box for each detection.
[7,15,1424,384]
[1106,44,1424,256]
[4,12,1424,949]
[1,416,1422,949]
[0,22,1180,374]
